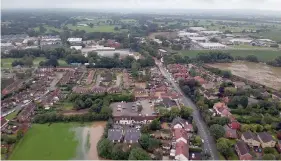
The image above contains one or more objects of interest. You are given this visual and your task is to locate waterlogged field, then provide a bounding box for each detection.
[9,122,106,160]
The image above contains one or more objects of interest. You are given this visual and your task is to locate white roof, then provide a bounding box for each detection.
[229,38,253,43]
[201,30,222,34]
[258,39,274,42]
[178,31,199,37]
[1,43,13,47]
[189,27,206,31]
[189,37,207,41]
[199,43,226,47]
[70,46,83,50]
[67,38,82,42]
[153,39,162,44]
[159,49,167,53]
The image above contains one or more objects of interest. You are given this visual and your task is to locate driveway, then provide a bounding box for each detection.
[156,61,219,160]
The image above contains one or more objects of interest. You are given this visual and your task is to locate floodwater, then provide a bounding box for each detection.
[208,61,281,90]
[72,121,107,160]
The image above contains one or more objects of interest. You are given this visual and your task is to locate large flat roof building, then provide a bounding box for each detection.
[198,43,226,50]
[189,37,208,43]
[189,27,206,32]
[178,31,199,38]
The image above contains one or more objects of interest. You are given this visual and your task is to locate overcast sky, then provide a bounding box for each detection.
[2,0,281,11]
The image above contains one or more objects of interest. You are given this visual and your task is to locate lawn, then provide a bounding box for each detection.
[60,102,74,110]
[66,24,127,33]
[5,111,18,120]
[253,29,281,42]
[1,57,67,68]
[180,50,281,62]
[9,123,79,160]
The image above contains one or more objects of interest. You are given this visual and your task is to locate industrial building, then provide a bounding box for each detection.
[198,43,227,50]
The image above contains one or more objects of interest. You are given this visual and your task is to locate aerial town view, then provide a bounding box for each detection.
[1,0,281,160]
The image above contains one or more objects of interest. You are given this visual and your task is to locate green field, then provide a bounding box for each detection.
[34,25,62,33]
[9,123,79,160]
[180,50,281,62]
[5,111,18,120]
[1,57,67,68]
[66,24,127,33]
[253,29,281,42]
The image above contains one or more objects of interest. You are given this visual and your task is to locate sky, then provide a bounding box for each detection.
[2,0,281,11]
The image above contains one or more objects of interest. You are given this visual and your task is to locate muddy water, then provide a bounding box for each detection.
[208,61,281,90]
[72,121,106,160]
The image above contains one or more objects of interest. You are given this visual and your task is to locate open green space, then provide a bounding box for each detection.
[59,101,74,110]
[180,50,281,62]
[9,123,79,160]
[4,111,18,120]
[66,24,127,33]
[1,57,67,68]
[34,25,62,33]
[253,29,281,42]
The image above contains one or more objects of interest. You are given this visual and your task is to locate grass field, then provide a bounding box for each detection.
[1,57,67,68]
[34,25,62,33]
[253,29,281,42]
[9,123,79,160]
[180,50,281,62]
[66,24,127,33]
[5,111,18,120]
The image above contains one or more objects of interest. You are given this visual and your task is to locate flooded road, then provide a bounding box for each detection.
[208,61,281,90]
[72,121,106,160]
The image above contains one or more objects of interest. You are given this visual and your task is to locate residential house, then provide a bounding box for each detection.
[107,87,121,94]
[257,132,276,148]
[108,129,123,143]
[228,117,241,130]
[194,76,206,85]
[235,140,253,160]
[276,140,281,153]
[134,88,149,99]
[241,131,260,147]
[202,82,215,90]
[124,129,141,143]
[172,117,194,132]
[175,141,189,161]
[224,125,238,139]
[92,86,107,93]
[1,117,9,131]
[213,102,231,117]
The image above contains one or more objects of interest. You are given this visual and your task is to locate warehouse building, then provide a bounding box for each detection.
[198,43,227,50]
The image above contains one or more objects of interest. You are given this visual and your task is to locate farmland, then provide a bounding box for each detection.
[66,24,128,33]
[180,50,281,62]
[1,57,67,68]
[9,123,79,160]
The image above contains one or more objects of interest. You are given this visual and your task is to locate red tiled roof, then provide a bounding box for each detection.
[175,140,189,158]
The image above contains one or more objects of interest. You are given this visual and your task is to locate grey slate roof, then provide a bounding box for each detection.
[124,129,141,143]
[108,129,123,141]
[258,132,274,143]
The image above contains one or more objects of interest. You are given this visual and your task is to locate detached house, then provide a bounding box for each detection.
[241,131,260,147]
[235,140,253,160]
[172,117,194,132]
[224,125,238,139]
[257,132,276,148]
[175,141,189,161]
[213,102,231,117]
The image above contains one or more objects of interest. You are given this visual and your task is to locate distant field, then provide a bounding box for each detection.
[180,50,281,61]
[253,29,281,42]
[66,24,127,33]
[34,25,62,33]
[9,123,78,160]
[1,57,67,68]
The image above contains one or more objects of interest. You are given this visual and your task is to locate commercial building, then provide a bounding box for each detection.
[188,27,206,32]
[200,30,222,35]
[229,38,253,45]
[198,43,226,50]
[178,31,199,38]
[67,38,82,45]
[189,37,208,43]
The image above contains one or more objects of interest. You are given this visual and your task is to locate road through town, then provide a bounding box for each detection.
[156,61,219,160]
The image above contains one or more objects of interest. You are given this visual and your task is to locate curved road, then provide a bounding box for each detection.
[156,61,219,160]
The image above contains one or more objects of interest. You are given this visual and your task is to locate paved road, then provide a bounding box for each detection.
[156,61,219,160]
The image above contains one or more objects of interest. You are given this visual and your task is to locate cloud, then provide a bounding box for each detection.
[1,0,281,11]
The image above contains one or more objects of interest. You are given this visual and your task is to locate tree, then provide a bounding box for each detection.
[209,37,219,42]
[111,144,130,160]
[262,154,275,160]
[129,147,151,160]
[263,147,276,154]
[97,138,114,159]
[114,26,119,31]
[210,124,225,140]
[246,55,259,62]
[216,138,232,158]
[150,119,161,130]
[16,129,24,140]
[139,134,150,150]
[180,106,193,119]
[27,40,34,46]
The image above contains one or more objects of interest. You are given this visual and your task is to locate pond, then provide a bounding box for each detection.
[207,61,281,90]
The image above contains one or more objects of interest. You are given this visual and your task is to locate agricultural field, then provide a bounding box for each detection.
[180,50,281,62]
[1,57,67,68]
[66,24,128,33]
[252,29,281,42]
